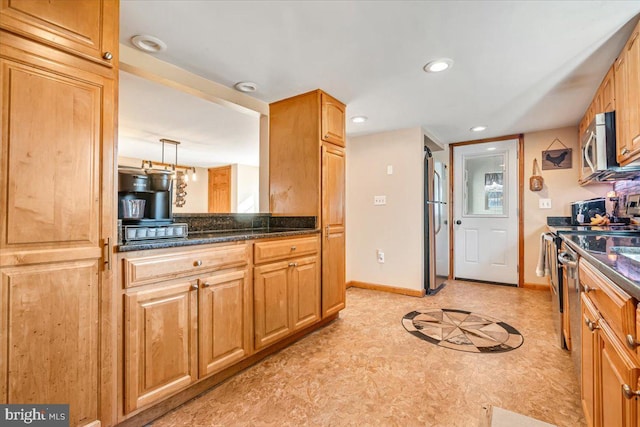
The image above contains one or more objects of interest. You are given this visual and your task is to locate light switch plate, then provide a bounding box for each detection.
[374,195,386,205]
[539,198,552,209]
[387,165,393,175]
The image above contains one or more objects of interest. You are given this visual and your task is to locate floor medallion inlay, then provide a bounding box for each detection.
[402,308,524,353]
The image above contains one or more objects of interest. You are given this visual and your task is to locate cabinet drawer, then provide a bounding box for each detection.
[124,244,249,288]
[254,235,319,264]
[580,260,636,346]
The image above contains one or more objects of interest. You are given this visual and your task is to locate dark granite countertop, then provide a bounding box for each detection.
[117,227,320,252]
[561,233,640,299]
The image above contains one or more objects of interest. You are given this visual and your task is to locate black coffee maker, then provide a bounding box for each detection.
[118,168,173,224]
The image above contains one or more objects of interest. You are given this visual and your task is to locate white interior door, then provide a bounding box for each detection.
[453,139,518,285]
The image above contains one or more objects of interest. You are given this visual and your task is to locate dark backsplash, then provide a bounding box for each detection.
[173,213,316,233]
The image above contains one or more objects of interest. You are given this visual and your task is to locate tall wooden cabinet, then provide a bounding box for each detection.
[616,19,640,165]
[0,2,118,426]
[269,90,346,318]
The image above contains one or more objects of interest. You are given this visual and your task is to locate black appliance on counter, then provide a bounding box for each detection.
[118,168,173,224]
[570,197,606,225]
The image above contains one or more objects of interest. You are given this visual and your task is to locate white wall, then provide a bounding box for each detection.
[346,127,424,292]
[236,164,260,213]
[523,126,612,285]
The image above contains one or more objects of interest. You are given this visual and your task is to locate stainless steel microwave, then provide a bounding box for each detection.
[580,112,640,183]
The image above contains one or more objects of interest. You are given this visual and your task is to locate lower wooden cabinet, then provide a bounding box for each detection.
[579,259,640,427]
[1,261,104,427]
[254,255,320,350]
[124,280,198,413]
[198,269,251,377]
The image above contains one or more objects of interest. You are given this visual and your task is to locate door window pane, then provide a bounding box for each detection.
[464,153,507,216]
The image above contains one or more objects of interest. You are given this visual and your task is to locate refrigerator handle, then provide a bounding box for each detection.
[434,170,442,234]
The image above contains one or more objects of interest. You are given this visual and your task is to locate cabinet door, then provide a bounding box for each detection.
[0,44,114,267]
[1,261,100,427]
[291,256,321,331]
[598,320,640,427]
[254,261,291,349]
[625,24,640,163]
[199,268,250,377]
[124,281,198,413]
[615,51,629,164]
[322,144,346,317]
[600,66,615,113]
[0,0,117,66]
[582,294,598,427]
[321,92,346,147]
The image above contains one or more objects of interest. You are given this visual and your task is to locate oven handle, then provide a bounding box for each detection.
[583,131,597,173]
[558,252,577,268]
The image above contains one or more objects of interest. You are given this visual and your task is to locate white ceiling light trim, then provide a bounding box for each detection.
[470,125,487,132]
[423,58,454,73]
[234,81,258,93]
[130,34,167,53]
[351,115,368,124]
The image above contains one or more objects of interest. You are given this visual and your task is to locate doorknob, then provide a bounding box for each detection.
[455,220,462,225]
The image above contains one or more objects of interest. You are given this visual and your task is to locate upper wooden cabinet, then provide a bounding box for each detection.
[321,92,346,147]
[615,19,640,165]
[0,0,118,66]
[599,66,615,113]
[269,89,346,217]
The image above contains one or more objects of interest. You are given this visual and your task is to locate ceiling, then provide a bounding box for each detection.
[120,0,640,147]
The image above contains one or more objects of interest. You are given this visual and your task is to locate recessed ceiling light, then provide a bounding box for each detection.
[423,58,454,73]
[234,81,258,93]
[130,35,167,53]
[351,116,368,124]
[470,125,487,132]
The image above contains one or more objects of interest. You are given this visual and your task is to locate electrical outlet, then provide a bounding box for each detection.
[539,198,552,209]
[374,195,386,205]
[376,249,385,263]
[387,165,393,175]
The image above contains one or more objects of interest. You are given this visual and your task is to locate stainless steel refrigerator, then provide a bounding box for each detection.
[424,146,448,294]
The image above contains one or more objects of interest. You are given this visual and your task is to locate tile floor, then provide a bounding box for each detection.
[151,281,585,427]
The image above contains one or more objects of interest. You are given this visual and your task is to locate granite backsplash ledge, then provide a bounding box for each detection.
[173,213,316,233]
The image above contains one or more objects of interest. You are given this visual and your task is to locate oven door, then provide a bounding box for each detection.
[545,235,564,348]
[559,243,580,372]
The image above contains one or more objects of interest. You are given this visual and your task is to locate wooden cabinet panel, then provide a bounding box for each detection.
[321,92,346,147]
[0,55,109,260]
[0,0,118,66]
[582,294,598,427]
[599,321,639,427]
[254,236,319,265]
[124,244,249,287]
[1,261,100,426]
[198,268,250,377]
[615,51,629,164]
[269,90,320,216]
[626,25,640,162]
[580,260,635,345]
[124,281,198,413]
[600,66,615,113]
[254,262,291,349]
[291,256,321,330]
[322,145,346,317]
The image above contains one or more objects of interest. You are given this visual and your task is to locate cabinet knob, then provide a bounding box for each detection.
[623,384,640,399]
[584,318,599,331]
[626,334,640,349]
[190,283,199,291]
[102,51,113,60]
[194,260,202,267]
[291,246,297,251]
[583,284,593,293]
[621,147,630,156]
[202,282,212,288]
[288,262,298,267]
